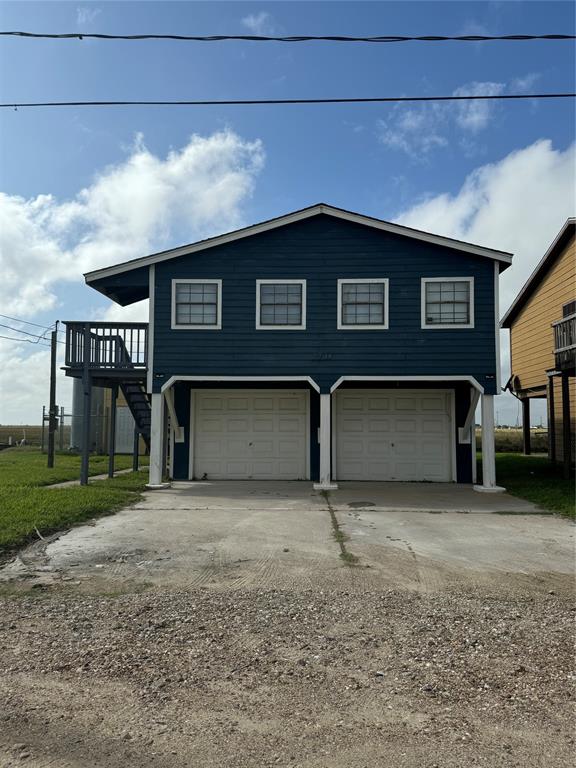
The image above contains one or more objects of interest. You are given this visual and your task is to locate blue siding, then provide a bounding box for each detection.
[152,215,498,394]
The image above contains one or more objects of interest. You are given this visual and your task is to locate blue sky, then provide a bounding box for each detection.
[0,1,574,423]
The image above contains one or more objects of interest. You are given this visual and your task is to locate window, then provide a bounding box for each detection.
[256,280,306,329]
[337,279,389,329]
[421,277,474,329]
[171,279,222,329]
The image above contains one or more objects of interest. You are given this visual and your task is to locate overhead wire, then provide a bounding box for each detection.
[1,31,575,43]
[2,93,574,110]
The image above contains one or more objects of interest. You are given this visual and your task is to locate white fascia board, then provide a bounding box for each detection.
[161,375,321,393]
[330,375,485,394]
[84,204,513,284]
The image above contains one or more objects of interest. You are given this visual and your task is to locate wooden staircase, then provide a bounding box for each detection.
[120,380,151,450]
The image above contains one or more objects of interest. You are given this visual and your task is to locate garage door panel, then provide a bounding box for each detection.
[367,397,391,410]
[336,389,452,482]
[227,418,250,433]
[278,416,305,433]
[253,417,275,432]
[368,418,391,432]
[194,390,307,480]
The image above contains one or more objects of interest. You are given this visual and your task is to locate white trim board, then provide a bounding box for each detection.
[147,264,155,394]
[337,278,389,330]
[85,203,513,284]
[255,279,307,330]
[161,375,321,393]
[330,375,485,394]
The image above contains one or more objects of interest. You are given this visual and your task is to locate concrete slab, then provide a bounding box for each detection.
[328,481,542,514]
[1,481,573,591]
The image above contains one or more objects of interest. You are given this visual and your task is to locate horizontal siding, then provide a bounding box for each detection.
[152,215,499,393]
[510,236,575,390]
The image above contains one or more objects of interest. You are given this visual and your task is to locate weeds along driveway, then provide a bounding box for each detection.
[0,482,574,768]
[1,480,573,593]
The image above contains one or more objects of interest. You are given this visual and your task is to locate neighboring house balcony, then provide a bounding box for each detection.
[553,313,576,372]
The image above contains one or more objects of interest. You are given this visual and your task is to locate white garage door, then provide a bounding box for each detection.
[192,389,308,480]
[335,389,453,482]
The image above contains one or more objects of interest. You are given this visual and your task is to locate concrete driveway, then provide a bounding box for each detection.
[3,481,573,592]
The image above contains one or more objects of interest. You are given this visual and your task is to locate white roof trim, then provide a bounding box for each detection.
[85,203,513,284]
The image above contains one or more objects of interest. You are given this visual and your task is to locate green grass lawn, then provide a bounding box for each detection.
[494,453,575,518]
[0,449,149,552]
[0,447,143,488]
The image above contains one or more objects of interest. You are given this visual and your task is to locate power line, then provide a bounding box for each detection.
[0,332,51,346]
[0,322,63,345]
[2,92,574,110]
[0,312,55,329]
[1,31,575,43]
[0,322,51,338]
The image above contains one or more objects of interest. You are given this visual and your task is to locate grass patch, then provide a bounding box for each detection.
[492,453,575,519]
[0,471,149,551]
[321,491,360,566]
[0,449,150,551]
[0,447,145,488]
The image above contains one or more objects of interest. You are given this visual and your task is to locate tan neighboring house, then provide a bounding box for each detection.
[501,218,575,476]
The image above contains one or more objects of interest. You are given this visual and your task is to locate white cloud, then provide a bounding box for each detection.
[241,12,276,36]
[378,78,513,157]
[394,139,575,424]
[452,81,505,132]
[0,131,265,317]
[76,6,101,28]
[0,130,265,423]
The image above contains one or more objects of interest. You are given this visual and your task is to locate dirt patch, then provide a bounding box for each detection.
[0,580,573,768]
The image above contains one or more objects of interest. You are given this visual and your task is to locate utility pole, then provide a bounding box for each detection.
[47,321,58,468]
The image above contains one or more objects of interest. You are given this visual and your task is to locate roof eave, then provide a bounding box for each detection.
[84,203,513,285]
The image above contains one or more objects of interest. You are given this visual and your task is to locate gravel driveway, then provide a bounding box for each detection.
[0,482,573,767]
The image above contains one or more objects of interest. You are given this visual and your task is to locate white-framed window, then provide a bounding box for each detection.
[256,279,306,330]
[171,279,222,329]
[421,277,474,329]
[337,279,389,330]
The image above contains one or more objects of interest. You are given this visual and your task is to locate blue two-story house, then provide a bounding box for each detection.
[66,204,512,492]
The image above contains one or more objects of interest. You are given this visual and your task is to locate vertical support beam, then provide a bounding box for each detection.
[80,375,92,486]
[561,373,572,480]
[313,394,337,490]
[108,384,118,479]
[474,394,505,492]
[41,405,46,453]
[147,392,168,488]
[132,427,140,472]
[522,398,531,455]
[47,324,58,468]
[80,322,92,486]
[548,376,556,462]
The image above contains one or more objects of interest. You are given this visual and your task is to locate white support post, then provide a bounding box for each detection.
[474,393,505,493]
[147,392,169,489]
[313,394,338,490]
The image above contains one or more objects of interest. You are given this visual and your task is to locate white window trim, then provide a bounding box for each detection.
[337,278,389,330]
[256,279,307,330]
[171,279,222,330]
[421,276,475,330]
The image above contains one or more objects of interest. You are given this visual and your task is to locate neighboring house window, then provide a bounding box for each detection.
[421,277,474,329]
[256,280,306,329]
[171,279,222,329]
[337,279,389,330]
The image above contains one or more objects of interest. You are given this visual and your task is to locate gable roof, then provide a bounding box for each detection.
[85,202,513,285]
[500,217,576,329]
